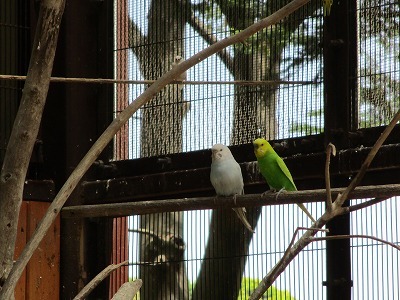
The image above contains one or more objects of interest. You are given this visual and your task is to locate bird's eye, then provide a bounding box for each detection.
[219,149,222,151]
[261,143,264,146]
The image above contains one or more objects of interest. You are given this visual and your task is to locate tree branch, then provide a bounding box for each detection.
[0,74,316,86]
[0,0,66,295]
[310,235,400,251]
[325,143,336,211]
[281,227,329,261]
[73,260,129,300]
[343,197,389,214]
[111,280,142,300]
[61,184,400,219]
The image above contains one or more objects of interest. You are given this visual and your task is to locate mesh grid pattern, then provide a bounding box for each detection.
[112,0,400,299]
[114,0,324,159]
[0,0,29,163]
[128,202,326,299]
[350,197,400,299]
[357,0,400,128]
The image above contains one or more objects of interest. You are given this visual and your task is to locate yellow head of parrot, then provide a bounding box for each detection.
[253,138,273,158]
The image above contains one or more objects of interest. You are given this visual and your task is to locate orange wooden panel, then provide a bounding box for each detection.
[109,217,129,299]
[26,201,60,300]
[14,202,28,300]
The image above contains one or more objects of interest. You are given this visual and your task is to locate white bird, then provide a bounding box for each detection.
[210,144,254,233]
[171,55,186,90]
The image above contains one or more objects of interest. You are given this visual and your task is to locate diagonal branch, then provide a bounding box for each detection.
[73,260,129,300]
[281,227,329,261]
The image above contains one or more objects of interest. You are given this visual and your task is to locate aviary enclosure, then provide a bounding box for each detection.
[0,0,399,299]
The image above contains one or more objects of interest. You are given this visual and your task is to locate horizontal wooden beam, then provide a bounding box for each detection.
[90,125,400,180]
[81,143,400,204]
[62,184,400,218]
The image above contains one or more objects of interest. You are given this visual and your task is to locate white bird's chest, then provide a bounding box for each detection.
[210,160,244,196]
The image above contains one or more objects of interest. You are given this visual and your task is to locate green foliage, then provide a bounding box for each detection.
[289,108,323,136]
[238,277,296,300]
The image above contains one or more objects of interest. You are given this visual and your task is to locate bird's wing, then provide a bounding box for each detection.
[276,156,296,190]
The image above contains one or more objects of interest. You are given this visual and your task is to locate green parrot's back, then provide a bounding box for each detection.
[257,151,297,191]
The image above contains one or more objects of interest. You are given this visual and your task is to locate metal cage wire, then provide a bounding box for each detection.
[111,0,400,299]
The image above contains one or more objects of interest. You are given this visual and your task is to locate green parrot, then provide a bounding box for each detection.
[253,138,316,223]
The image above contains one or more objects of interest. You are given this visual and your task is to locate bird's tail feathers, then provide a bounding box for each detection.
[233,207,255,233]
[297,203,316,223]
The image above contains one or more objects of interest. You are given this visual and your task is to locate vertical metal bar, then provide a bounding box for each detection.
[323,0,358,299]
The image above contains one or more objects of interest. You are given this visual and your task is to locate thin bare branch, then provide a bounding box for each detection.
[310,234,400,251]
[325,143,336,211]
[343,197,389,214]
[0,74,315,86]
[73,260,129,300]
[282,227,329,261]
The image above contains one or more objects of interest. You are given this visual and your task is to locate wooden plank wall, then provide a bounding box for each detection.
[14,201,60,299]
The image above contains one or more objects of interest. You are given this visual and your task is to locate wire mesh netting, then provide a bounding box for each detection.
[0,0,30,163]
[114,0,324,159]
[125,198,400,299]
[112,0,400,299]
[128,202,326,299]
[357,0,400,128]
[350,197,400,299]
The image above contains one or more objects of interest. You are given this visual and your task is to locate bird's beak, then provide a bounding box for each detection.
[211,149,217,158]
[253,143,259,150]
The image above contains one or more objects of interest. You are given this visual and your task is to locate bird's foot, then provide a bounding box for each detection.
[275,188,286,200]
[261,189,276,197]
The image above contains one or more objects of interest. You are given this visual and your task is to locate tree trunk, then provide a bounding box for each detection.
[129,0,189,299]
[192,208,261,300]
[0,0,65,294]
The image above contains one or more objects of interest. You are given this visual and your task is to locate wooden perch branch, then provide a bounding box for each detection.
[61,184,400,219]
[249,109,400,300]
[73,260,129,300]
